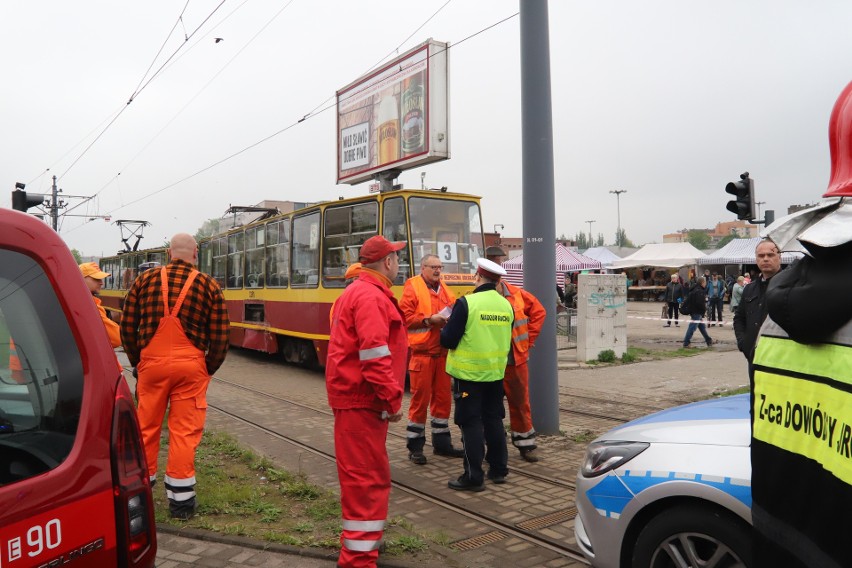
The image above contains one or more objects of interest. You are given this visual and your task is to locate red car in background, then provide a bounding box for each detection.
[0,208,156,567]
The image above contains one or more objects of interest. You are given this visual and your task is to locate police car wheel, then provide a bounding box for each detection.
[630,503,752,568]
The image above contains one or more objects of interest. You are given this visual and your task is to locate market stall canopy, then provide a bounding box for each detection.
[502,244,601,287]
[610,242,706,269]
[581,246,622,269]
[697,237,803,265]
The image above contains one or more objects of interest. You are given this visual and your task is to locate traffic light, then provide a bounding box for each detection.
[725,172,755,221]
[11,189,46,212]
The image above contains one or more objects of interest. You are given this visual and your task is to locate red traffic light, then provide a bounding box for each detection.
[725,173,755,221]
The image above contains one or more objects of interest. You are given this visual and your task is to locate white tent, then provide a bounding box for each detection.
[610,242,706,269]
[502,244,601,287]
[698,237,803,265]
[581,246,621,269]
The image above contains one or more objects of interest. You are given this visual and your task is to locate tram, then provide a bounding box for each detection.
[98,188,485,366]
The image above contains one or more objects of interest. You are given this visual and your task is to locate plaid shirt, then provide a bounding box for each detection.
[121,259,230,373]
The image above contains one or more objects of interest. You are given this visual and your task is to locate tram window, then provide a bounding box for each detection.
[102,258,117,290]
[147,251,166,266]
[212,237,227,288]
[199,241,212,275]
[245,227,264,288]
[265,219,290,288]
[323,203,377,288]
[120,254,136,289]
[382,197,410,285]
[408,197,484,282]
[227,232,245,289]
[292,212,320,288]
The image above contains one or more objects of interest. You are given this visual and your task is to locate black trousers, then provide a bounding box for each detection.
[452,377,507,485]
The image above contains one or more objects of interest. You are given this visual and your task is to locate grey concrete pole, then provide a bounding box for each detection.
[520,0,559,434]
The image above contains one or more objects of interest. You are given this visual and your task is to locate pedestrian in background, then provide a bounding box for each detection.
[706,273,725,326]
[663,273,683,327]
[441,258,513,491]
[121,233,230,520]
[733,239,781,365]
[681,276,713,348]
[326,235,407,567]
[400,254,463,465]
[486,246,546,462]
[729,275,745,314]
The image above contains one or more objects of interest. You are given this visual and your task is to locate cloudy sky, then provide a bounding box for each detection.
[3,0,852,256]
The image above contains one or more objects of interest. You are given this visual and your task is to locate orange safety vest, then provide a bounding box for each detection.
[501,282,532,357]
[9,338,25,384]
[405,276,454,347]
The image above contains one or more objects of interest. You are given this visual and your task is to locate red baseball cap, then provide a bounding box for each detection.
[358,235,406,263]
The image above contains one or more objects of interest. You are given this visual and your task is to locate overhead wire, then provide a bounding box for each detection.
[64,8,520,233]
[55,0,228,183]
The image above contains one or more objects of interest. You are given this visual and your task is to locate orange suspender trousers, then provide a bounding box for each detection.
[136,268,210,515]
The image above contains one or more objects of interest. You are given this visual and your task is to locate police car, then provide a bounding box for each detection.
[0,208,156,567]
[574,394,753,568]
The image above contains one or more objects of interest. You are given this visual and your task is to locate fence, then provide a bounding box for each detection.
[556,308,577,350]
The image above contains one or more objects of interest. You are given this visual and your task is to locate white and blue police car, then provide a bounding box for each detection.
[574,394,752,568]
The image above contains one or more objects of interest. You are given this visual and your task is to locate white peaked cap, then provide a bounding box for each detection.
[476,257,507,278]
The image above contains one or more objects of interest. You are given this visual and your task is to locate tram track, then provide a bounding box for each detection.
[212,376,579,489]
[207,400,589,564]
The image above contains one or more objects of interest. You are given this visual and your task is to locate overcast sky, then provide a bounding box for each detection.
[3,1,852,256]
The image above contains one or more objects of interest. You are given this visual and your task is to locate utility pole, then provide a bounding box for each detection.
[755,201,766,221]
[585,220,595,247]
[610,189,627,246]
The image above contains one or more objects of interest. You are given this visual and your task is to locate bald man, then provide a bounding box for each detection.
[121,233,229,520]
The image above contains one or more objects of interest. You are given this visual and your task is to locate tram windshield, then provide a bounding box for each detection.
[407,197,483,285]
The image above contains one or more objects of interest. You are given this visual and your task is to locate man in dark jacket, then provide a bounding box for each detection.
[681,277,712,348]
[663,273,683,327]
[732,239,781,364]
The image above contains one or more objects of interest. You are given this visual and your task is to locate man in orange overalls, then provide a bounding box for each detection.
[486,246,546,462]
[121,233,229,520]
[400,254,463,464]
[79,262,122,371]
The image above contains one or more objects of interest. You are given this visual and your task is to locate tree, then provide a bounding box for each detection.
[687,230,710,250]
[716,234,736,248]
[615,229,634,248]
[70,248,82,264]
[574,231,589,250]
[595,233,605,247]
[195,218,222,241]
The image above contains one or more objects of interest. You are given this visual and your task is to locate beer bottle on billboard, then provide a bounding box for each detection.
[401,73,425,156]
[377,93,399,165]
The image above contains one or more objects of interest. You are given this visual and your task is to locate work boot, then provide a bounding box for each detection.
[433,446,464,458]
[409,451,427,465]
[486,471,506,484]
[520,448,539,463]
[169,497,197,520]
[448,475,484,492]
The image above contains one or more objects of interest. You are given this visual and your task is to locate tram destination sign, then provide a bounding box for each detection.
[336,39,449,185]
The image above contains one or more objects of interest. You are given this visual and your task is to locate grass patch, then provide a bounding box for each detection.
[151,429,420,553]
[587,346,702,366]
[570,429,597,443]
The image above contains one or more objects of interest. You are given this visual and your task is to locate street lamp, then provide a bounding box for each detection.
[755,201,765,220]
[585,220,595,247]
[609,189,627,246]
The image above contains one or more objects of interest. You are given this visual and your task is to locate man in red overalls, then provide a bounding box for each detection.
[486,246,546,462]
[121,233,229,520]
[399,254,462,464]
[326,235,407,568]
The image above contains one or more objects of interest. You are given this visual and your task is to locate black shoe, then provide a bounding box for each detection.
[664,324,670,327]
[169,499,197,520]
[448,476,484,492]
[487,471,506,484]
[409,451,427,465]
[706,338,714,347]
[675,323,679,327]
[433,446,464,458]
[520,448,539,463]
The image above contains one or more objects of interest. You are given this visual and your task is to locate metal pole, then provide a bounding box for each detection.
[51,175,59,231]
[610,189,626,246]
[755,201,765,221]
[521,0,559,434]
[585,220,595,247]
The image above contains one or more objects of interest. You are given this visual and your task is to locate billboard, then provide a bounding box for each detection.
[336,39,449,185]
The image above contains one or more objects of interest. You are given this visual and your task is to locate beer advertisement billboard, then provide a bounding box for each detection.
[336,39,449,185]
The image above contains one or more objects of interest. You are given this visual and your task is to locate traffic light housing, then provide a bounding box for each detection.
[11,189,45,212]
[725,172,755,221]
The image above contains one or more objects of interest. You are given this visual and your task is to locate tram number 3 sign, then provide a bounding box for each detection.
[437,241,458,264]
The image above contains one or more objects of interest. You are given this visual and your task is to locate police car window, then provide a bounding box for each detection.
[0,250,83,485]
